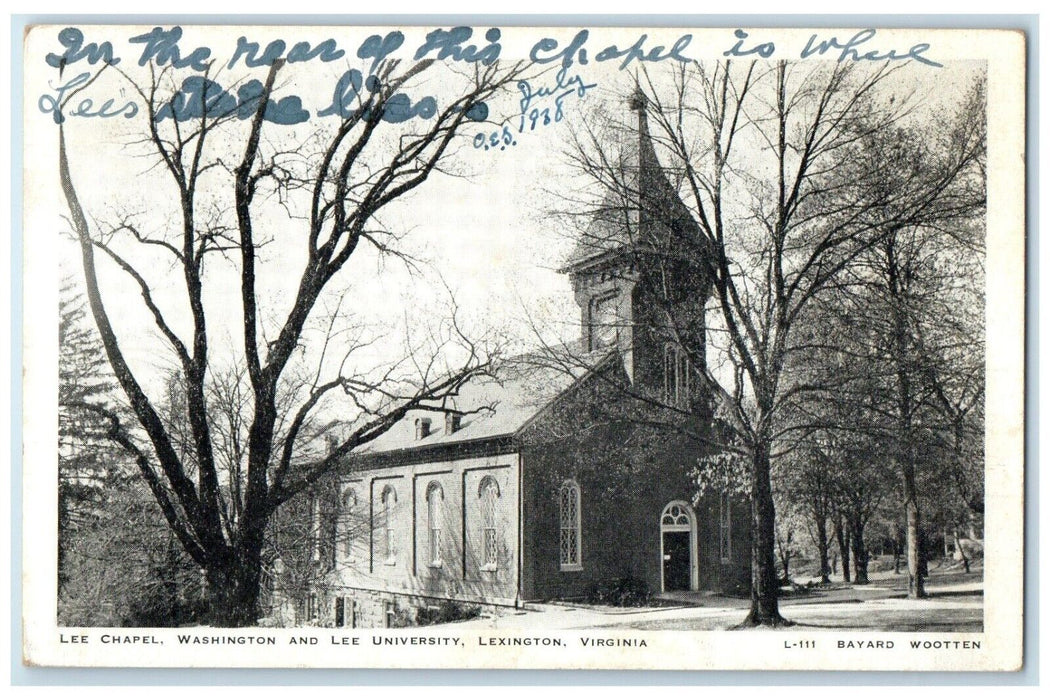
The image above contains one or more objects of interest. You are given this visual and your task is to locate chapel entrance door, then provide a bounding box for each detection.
[660,501,698,592]
[662,531,691,591]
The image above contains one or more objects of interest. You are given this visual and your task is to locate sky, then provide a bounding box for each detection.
[25,24,987,418]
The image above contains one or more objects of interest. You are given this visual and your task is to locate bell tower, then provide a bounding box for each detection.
[562,90,712,404]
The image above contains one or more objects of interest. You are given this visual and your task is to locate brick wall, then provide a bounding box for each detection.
[327,453,521,611]
[518,371,750,601]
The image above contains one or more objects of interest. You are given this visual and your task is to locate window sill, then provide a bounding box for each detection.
[559,563,583,572]
[429,561,443,569]
[384,558,397,567]
[480,564,498,572]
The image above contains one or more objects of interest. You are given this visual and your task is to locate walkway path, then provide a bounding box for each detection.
[429,569,983,633]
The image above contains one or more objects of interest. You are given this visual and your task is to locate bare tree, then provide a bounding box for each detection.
[861,222,984,594]
[777,444,836,584]
[814,77,985,596]
[56,52,524,625]
[568,60,984,624]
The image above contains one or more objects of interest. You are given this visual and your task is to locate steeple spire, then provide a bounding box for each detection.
[628,86,648,112]
[561,87,696,274]
[561,87,712,386]
[629,87,651,144]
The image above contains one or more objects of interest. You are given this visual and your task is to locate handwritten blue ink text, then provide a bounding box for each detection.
[38,72,138,123]
[801,29,942,67]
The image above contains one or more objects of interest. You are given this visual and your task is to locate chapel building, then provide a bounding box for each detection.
[278,94,751,628]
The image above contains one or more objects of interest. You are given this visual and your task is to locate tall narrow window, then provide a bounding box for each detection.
[663,345,690,407]
[382,485,397,565]
[591,294,619,350]
[426,482,444,567]
[559,480,582,570]
[677,347,690,402]
[664,345,675,404]
[719,491,732,563]
[479,477,499,570]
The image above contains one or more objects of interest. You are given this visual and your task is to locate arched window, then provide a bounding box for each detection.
[559,480,582,570]
[341,488,357,560]
[590,294,619,350]
[663,344,690,407]
[426,482,444,566]
[719,492,732,563]
[661,502,692,528]
[381,485,397,565]
[479,476,499,570]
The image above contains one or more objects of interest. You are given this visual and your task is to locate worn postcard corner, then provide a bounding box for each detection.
[20,22,1025,671]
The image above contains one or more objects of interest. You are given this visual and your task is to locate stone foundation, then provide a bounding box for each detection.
[320,587,507,628]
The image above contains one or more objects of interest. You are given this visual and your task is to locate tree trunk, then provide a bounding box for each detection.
[886,235,927,599]
[778,538,791,583]
[893,524,903,574]
[834,515,851,583]
[741,442,789,627]
[205,565,260,627]
[953,529,971,573]
[919,528,929,577]
[849,514,869,584]
[204,527,265,626]
[903,466,926,598]
[815,515,831,583]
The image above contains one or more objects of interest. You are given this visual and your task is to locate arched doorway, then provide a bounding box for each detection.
[660,501,698,592]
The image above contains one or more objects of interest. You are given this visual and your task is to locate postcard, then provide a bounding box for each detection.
[20,23,1025,670]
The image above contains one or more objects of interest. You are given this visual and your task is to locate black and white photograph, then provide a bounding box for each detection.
[20,23,1025,670]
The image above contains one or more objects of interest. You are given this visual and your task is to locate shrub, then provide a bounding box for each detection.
[415,600,482,626]
[587,576,652,607]
[382,603,415,629]
[728,580,750,597]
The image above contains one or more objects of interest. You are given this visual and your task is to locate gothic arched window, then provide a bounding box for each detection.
[479,476,499,570]
[559,480,582,570]
[381,485,397,565]
[426,482,444,567]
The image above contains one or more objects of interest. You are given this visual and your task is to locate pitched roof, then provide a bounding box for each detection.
[350,347,616,458]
